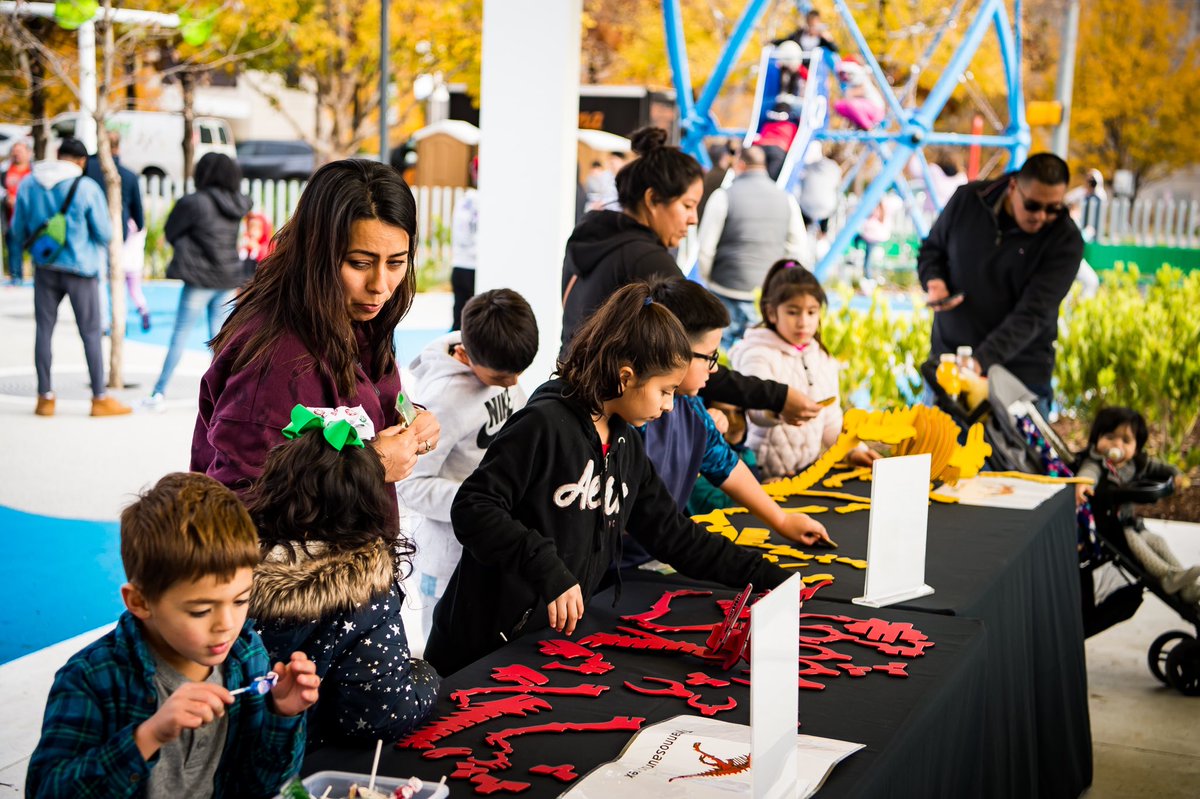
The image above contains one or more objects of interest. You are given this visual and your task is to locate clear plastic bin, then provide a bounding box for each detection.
[277,770,450,798]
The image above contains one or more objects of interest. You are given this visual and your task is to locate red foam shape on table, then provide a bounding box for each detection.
[422,746,474,760]
[686,693,738,716]
[484,716,646,756]
[623,677,693,699]
[578,627,715,660]
[798,675,828,691]
[843,619,934,657]
[802,613,854,623]
[798,642,855,662]
[452,761,488,779]
[873,661,911,677]
[491,664,549,686]
[450,683,610,709]
[469,752,512,771]
[537,639,594,659]
[799,580,833,601]
[797,658,843,677]
[396,695,552,750]
[542,653,614,675]
[800,624,863,645]
[470,773,532,794]
[529,764,579,782]
[837,663,873,677]
[686,672,731,688]
[621,589,718,633]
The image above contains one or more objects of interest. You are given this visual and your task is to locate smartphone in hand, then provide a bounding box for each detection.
[928,292,965,310]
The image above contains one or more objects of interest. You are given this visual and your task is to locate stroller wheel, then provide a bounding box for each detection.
[1164,638,1200,696]
[1148,631,1193,685]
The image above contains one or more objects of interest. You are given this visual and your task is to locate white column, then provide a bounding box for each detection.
[77,20,98,154]
[475,0,581,388]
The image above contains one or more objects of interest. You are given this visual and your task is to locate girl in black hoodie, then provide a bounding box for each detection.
[424,283,790,676]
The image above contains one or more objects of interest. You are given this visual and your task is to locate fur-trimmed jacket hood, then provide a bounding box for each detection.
[251,538,396,623]
[251,538,439,750]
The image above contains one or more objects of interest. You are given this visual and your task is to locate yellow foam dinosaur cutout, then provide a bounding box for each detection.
[763,405,993,501]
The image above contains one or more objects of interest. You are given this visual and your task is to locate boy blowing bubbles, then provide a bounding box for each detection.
[27,473,319,798]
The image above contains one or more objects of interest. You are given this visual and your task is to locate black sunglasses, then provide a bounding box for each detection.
[1013,183,1065,217]
[692,351,719,370]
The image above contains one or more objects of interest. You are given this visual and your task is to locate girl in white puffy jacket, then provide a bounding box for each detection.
[729,260,878,479]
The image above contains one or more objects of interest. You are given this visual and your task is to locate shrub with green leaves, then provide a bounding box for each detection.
[1055,265,1200,469]
[822,291,932,410]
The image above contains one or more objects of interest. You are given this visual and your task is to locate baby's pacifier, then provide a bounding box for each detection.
[1106,447,1124,462]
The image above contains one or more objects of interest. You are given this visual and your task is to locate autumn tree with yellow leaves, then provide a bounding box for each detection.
[1068,0,1200,190]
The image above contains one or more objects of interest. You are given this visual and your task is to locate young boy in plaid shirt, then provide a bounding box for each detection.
[26,472,320,798]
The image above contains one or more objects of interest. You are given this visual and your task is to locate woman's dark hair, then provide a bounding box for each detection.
[557,281,691,416]
[615,127,703,215]
[194,152,242,192]
[1088,406,1149,468]
[646,276,729,339]
[247,430,413,573]
[759,259,828,350]
[211,159,418,396]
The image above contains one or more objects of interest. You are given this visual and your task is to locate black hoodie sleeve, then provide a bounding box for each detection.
[699,364,789,413]
[625,443,789,591]
[974,226,1082,372]
[450,410,579,605]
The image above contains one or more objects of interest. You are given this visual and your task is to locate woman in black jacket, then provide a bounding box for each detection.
[146,153,252,407]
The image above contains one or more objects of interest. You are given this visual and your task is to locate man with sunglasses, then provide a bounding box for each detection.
[917,153,1083,415]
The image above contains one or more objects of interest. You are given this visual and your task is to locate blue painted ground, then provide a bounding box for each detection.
[0,507,125,663]
[124,282,443,366]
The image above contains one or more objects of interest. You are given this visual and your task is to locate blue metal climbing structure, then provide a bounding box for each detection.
[662,0,1030,281]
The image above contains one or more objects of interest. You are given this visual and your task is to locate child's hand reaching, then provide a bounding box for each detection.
[135,681,232,759]
[1075,482,1094,507]
[548,584,585,636]
[848,446,881,468]
[778,513,836,548]
[268,651,320,717]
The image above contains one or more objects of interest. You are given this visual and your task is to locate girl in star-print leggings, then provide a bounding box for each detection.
[247,409,439,750]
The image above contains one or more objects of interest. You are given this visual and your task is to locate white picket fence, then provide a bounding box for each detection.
[138,176,466,272]
[1094,196,1200,248]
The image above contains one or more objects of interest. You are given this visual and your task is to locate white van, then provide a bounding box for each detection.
[48,111,236,183]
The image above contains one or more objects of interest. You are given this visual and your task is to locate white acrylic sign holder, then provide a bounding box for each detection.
[750,573,801,799]
[852,454,935,608]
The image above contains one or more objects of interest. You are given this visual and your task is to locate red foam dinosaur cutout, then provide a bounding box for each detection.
[396,694,551,750]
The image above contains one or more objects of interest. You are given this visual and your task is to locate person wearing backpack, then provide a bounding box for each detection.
[7,137,131,417]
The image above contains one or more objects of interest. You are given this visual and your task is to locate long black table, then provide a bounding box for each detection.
[701,477,1092,798]
[305,581,988,798]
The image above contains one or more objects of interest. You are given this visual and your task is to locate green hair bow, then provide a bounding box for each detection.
[281,404,365,451]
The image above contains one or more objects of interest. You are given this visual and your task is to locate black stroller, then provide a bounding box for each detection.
[926,364,1200,694]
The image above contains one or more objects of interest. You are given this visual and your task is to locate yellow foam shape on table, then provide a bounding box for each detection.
[980,471,1092,485]
[802,573,836,584]
[721,507,749,515]
[792,489,870,504]
[814,554,838,564]
[823,467,873,488]
[928,491,959,504]
[834,557,868,569]
[944,423,991,482]
[691,509,731,530]
[718,528,738,541]
[835,502,871,514]
[780,563,809,569]
[784,505,829,514]
[768,546,814,560]
[762,554,780,563]
[738,528,772,546]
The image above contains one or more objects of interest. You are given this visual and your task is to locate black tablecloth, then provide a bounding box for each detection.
[304,582,988,798]
[697,478,1092,798]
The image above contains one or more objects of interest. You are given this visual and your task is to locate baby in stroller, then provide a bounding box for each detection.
[1075,407,1199,606]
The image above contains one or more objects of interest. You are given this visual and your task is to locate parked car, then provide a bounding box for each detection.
[236,140,315,181]
[48,110,236,184]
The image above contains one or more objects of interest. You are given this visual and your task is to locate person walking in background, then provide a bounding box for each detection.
[698,139,736,221]
[450,157,479,331]
[697,146,811,351]
[144,153,251,410]
[2,139,33,285]
[8,137,130,417]
[87,130,150,331]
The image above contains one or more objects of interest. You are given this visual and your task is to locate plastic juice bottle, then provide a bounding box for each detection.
[935,353,961,397]
[955,346,989,409]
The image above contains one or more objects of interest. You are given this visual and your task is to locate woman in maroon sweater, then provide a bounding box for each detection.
[192,159,440,529]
